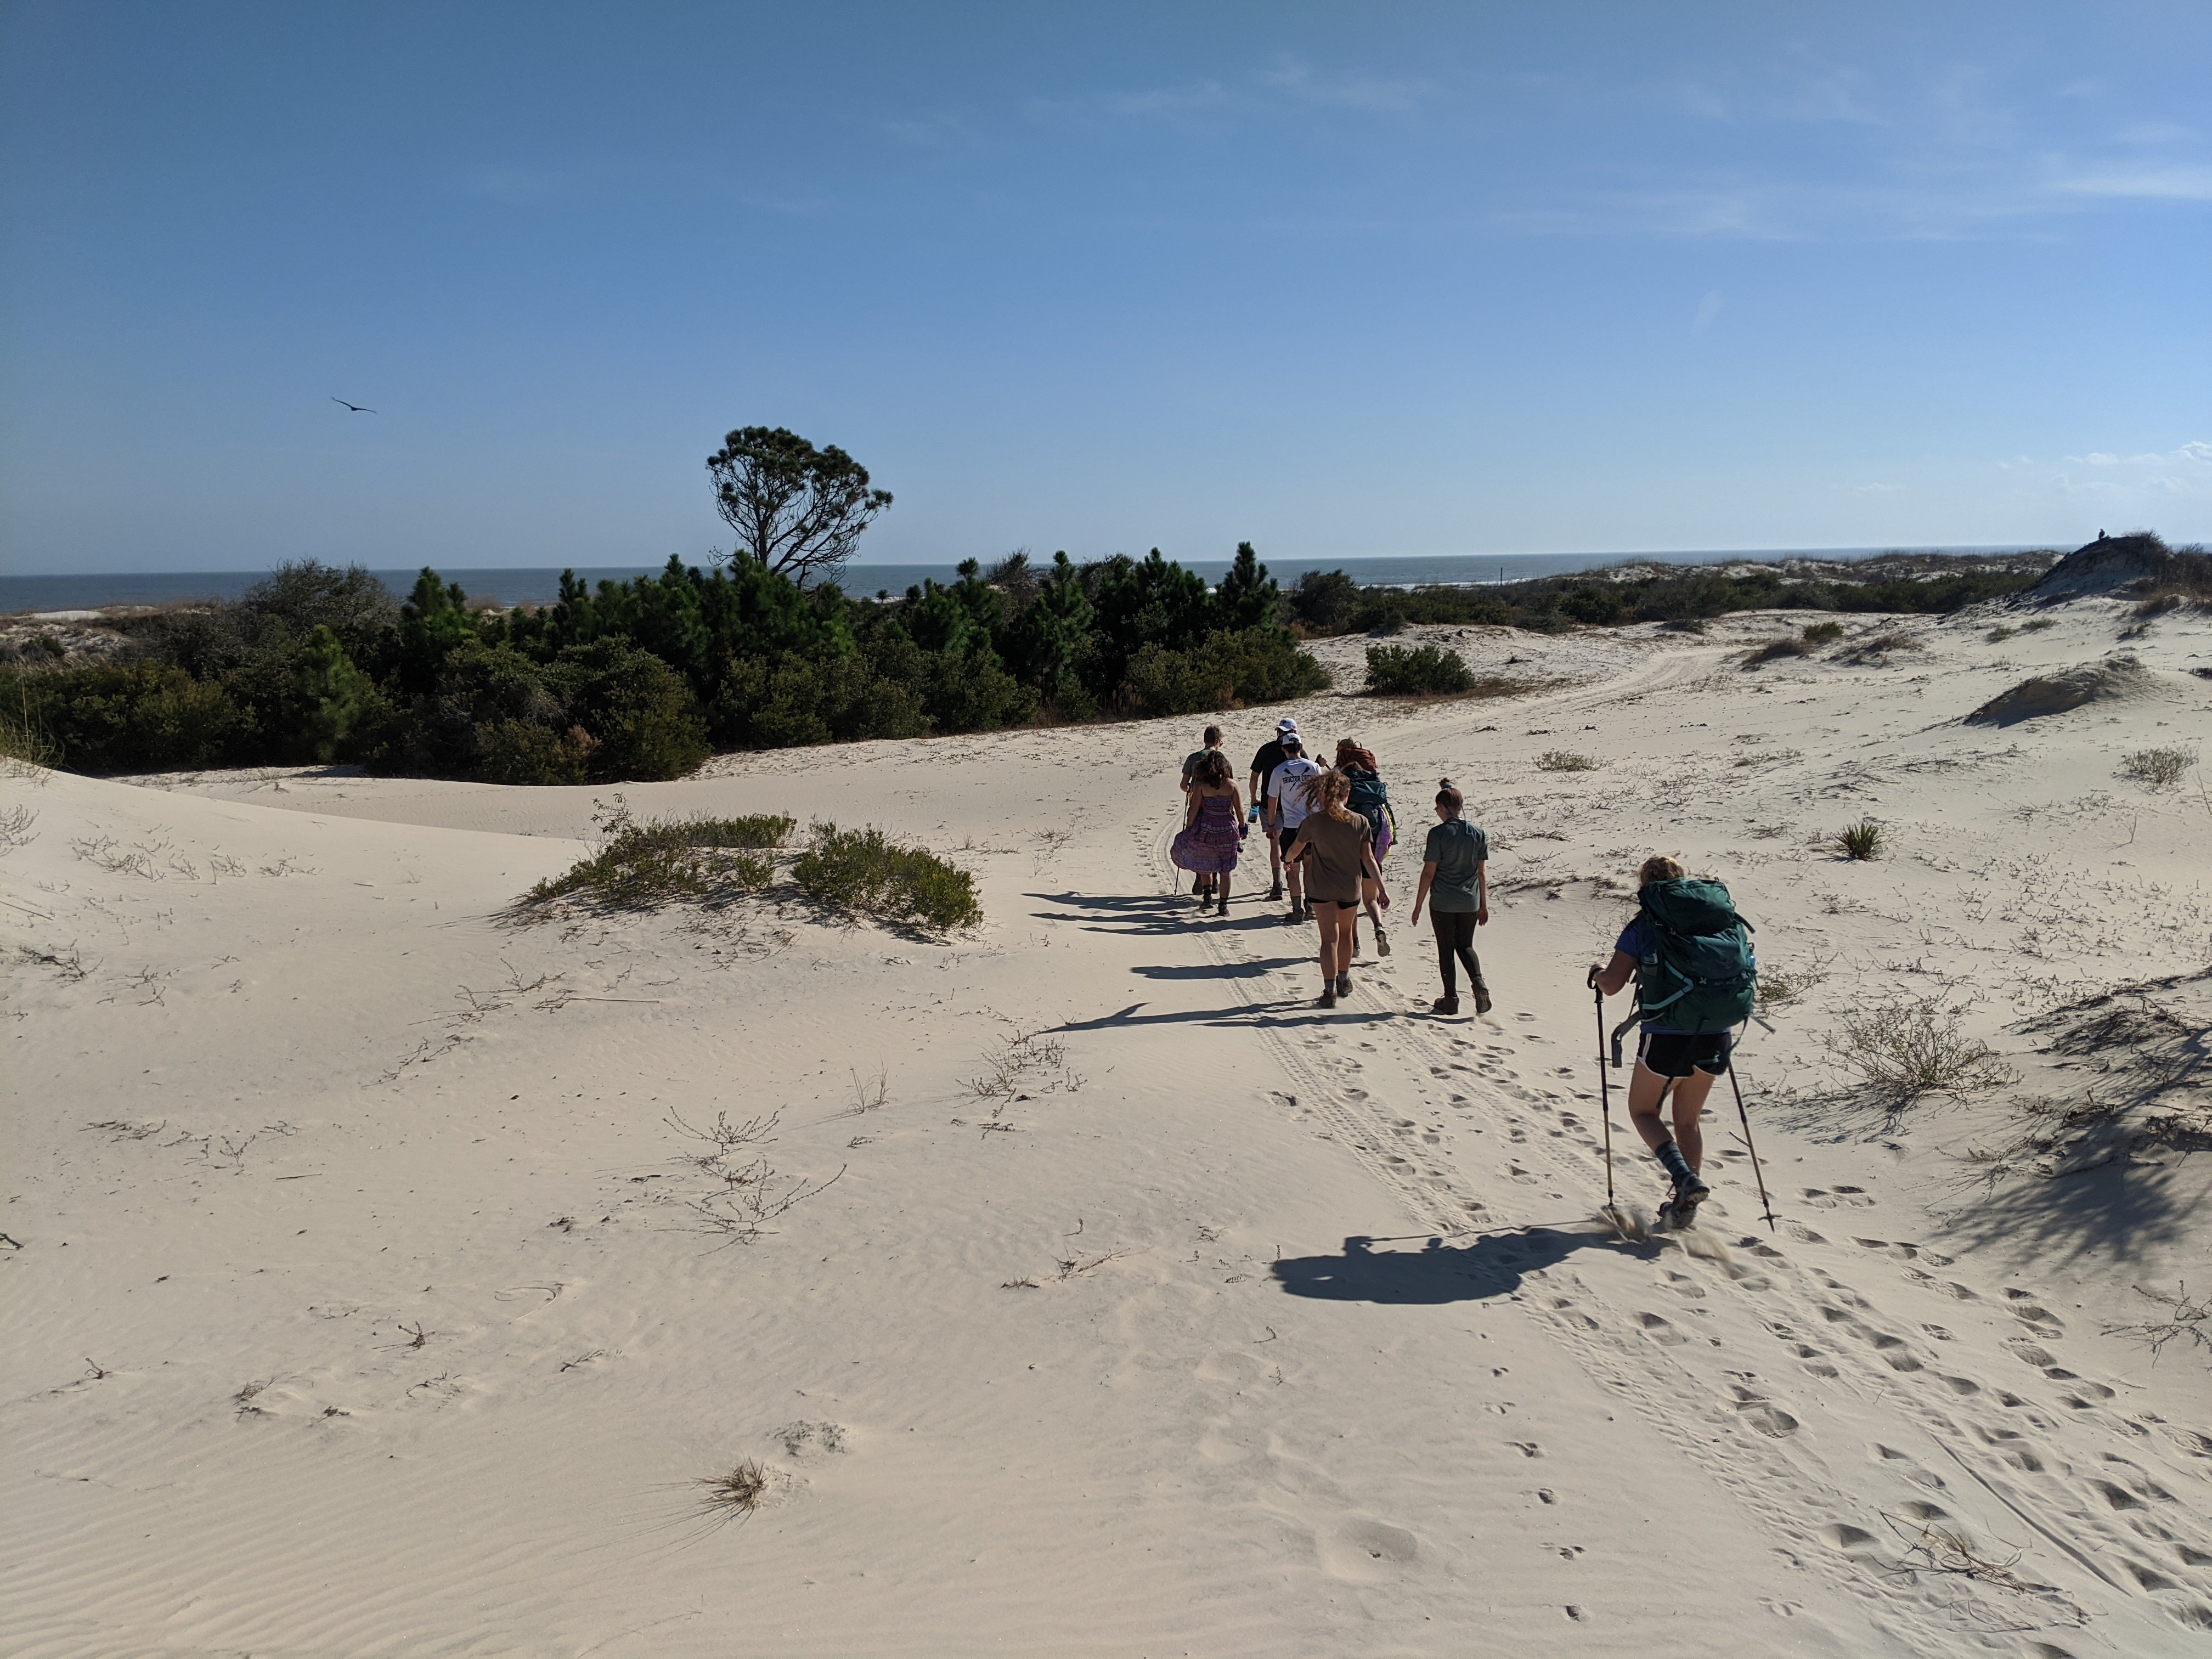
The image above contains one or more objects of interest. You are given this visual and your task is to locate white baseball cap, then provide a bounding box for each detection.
[1276,716,1299,733]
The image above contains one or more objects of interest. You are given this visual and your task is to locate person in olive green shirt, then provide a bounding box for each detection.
[1407,777,1490,1015]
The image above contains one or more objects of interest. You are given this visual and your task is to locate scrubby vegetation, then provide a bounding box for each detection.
[1536,750,1596,772]
[792,822,981,933]
[1801,620,1845,644]
[1364,642,1475,695]
[524,800,794,910]
[2118,746,2197,787]
[3,540,1326,782]
[1829,999,2015,1107]
[1285,552,2050,638]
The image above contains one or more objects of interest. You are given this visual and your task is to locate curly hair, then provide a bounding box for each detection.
[1304,767,1355,821]
[1638,854,1686,885]
[1194,748,1232,788]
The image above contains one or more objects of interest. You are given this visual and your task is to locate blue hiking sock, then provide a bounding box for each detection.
[1652,1138,1692,1183]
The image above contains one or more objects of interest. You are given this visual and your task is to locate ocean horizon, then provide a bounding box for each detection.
[0,544,2057,615]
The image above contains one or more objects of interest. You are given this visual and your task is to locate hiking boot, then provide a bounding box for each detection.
[1213,895,1228,917]
[1375,928,1391,958]
[1191,874,1205,894]
[1671,1171,1711,1222]
[1431,995,1459,1015]
[1336,974,1353,996]
[1317,988,1338,1009]
[1474,989,1493,1015]
[1268,882,1283,901]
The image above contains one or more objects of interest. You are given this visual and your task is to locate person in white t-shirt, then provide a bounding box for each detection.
[1266,736,1324,921]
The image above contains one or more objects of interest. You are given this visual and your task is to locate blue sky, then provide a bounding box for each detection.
[2,1,2206,575]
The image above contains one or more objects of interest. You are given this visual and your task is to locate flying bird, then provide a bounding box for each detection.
[331,397,377,413]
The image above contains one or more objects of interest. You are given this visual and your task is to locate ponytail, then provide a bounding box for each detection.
[1436,777,1463,816]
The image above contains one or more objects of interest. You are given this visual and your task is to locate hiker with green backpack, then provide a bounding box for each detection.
[1588,855,1758,1227]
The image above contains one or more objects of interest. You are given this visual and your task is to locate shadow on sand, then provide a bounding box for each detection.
[1271,1227,1632,1305]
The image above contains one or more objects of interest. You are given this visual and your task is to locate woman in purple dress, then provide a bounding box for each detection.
[1171,748,1245,916]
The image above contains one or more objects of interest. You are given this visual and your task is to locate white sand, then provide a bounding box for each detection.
[5,597,2210,1657]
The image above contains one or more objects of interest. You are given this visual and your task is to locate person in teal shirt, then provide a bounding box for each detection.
[1408,778,1489,1015]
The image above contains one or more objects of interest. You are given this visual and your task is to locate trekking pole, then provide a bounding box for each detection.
[1588,968,1617,1217]
[1725,1062,1777,1233]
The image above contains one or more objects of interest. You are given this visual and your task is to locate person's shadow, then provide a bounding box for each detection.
[1271,1227,1623,1305]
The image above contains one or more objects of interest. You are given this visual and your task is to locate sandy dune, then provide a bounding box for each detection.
[5,596,2209,1657]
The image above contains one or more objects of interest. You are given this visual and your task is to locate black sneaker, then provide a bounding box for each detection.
[1431,995,1459,1015]
[1268,883,1283,901]
[1474,989,1493,1015]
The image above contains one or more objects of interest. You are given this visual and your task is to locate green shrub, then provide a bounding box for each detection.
[1124,628,1330,716]
[475,719,593,785]
[2019,617,2056,633]
[1536,750,1596,772]
[1986,624,2016,642]
[1801,620,1844,644]
[3,663,249,773]
[1834,819,1885,860]
[793,821,980,933]
[551,640,710,781]
[1365,642,1475,696]
[524,806,791,910]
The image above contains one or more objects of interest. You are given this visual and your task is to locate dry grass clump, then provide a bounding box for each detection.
[524,797,791,911]
[1536,750,1596,772]
[2019,616,2055,633]
[1833,819,1886,860]
[1757,952,1833,1009]
[1801,620,1845,644]
[1986,624,2016,642]
[2117,746,2196,787]
[793,821,981,933]
[1743,637,1810,667]
[0,802,35,854]
[697,1459,772,1519]
[1827,999,2015,1106]
[1842,629,1926,664]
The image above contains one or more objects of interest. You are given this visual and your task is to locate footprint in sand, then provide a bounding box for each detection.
[1508,1441,1545,1457]
[1636,1312,1688,1346]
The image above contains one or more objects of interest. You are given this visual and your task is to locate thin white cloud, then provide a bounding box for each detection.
[2053,164,2212,200]
[1692,290,1724,332]
[1856,482,1901,494]
[1259,57,1430,115]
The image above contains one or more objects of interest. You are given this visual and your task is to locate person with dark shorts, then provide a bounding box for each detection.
[1266,735,1322,921]
[1285,769,1386,1007]
[1588,855,1724,1222]
[1248,717,1298,901]
[1408,777,1489,1015]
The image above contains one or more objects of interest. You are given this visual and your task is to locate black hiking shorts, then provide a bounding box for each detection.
[1638,1030,1731,1079]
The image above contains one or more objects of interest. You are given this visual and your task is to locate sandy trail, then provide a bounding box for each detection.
[4,601,2209,1656]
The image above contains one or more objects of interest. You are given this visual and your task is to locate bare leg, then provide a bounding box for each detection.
[1315,906,1351,983]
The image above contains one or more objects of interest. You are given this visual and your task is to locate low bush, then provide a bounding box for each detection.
[524,805,791,910]
[2019,617,2056,633]
[1536,750,1596,772]
[2118,746,2197,787]
[793,821,980,933]
[1986,624,2016,642]
[1365,642,1475,696]
[1801,620,1844,644]
[1827,1000,2015,1105]
[1833,819,1886,860]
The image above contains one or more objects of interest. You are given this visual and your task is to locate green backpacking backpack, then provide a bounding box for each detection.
[1633,878,1757,1035]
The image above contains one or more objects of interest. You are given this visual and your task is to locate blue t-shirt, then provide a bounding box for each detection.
[1615,917,1756,1035]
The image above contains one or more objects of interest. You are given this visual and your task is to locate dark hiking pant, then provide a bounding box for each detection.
[1430,909,1486,997]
